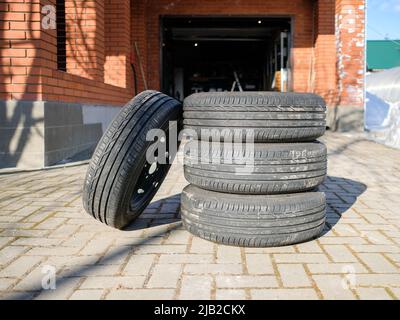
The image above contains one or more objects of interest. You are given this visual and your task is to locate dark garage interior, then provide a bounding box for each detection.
[161,16,292,100]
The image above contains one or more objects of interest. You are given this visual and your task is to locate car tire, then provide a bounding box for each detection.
[82,90,182,229]
[181,185,326,247]
[184,140,327,194]
[183,92,326,142]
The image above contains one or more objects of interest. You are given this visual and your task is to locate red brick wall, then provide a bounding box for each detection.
[65,0,104,81]
[0,0,132,106]
[313,0,338,104]
[0,0,365,107]
[104,0,130,88]
[0,1,42,101]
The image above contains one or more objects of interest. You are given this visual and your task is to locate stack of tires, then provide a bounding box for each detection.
[181,92,327,247]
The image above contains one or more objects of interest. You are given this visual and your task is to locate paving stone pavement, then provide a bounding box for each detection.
[0,132,399,300]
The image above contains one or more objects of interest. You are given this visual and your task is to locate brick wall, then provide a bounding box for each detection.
[0,1,42,101]
[104,0,130,88]
[0,0,133,106]
[313,0,338,104]
[0,0,365,107]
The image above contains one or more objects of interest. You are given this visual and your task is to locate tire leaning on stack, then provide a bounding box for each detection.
[181,91,327,247]
[82,91,182,229]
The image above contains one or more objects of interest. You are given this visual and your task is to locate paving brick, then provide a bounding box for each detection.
[0,278,17,291]
[390,287,400,299]
[251,288,319,300]
[147,264,182,288]
[97,246,132,266]
[79,238,114,256]
[25,247,80,256]
[63,264,121,277]
[312,275,356,299]
[159,254,213,264]
[1,229,49,238]
[80,276,146,289]
[323,245,358,262]
[184,263,243,275]
[46,255,100,269]
[106,289,175,300]
[179,275,212,300]
[357,253,398,273]
[0,222,35,230]
[216,275,278,289]
[306,263,368,274]
[356,287,393,300]
[48,225,81,239]
[216,289,246,300]
[361,231,395,245]
[362,214,389,224]
[217,246,242,264]
[318,237,367,245]
[123,254,156,276]
[34,277,82,300]
[11,238,61,247]
[34,217,67,230]
[245,254,274,274]
[0,291,37,300]
[60,232,94,247]
[386,253,400,263]
[12,266,46,291]
[274,253,330,264]
[350,245,400,253]
[190,236,215,254]
[164,230,191,244]
[245,246,296,254]
[296,241,323,253]
[12,206,42,217]
[69,289,104,300]
[134,244,186,254]
[0,246,28,266]
[0,256,42,277]
[277,264,312,287]
[355,274,400,286]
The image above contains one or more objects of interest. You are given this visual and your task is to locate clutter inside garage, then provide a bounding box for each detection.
[161,17,292,100]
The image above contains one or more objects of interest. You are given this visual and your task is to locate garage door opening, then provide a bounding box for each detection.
[161,16,292,101]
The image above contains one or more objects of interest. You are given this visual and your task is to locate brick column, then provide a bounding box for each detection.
[330,0,365,131]
[335,0,365,107]
[104,0,130,88]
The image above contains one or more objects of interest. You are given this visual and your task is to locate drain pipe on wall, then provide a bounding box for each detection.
[135,41,148,90]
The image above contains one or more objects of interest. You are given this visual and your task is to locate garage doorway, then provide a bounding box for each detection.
[161,16,292,101]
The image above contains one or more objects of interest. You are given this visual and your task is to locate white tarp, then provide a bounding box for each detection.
[365,67,400,149]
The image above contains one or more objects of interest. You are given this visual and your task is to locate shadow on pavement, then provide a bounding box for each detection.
[123,193,181,231]
[7,179,367,299]
[7,194,182,300]
[319,175,367,234]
